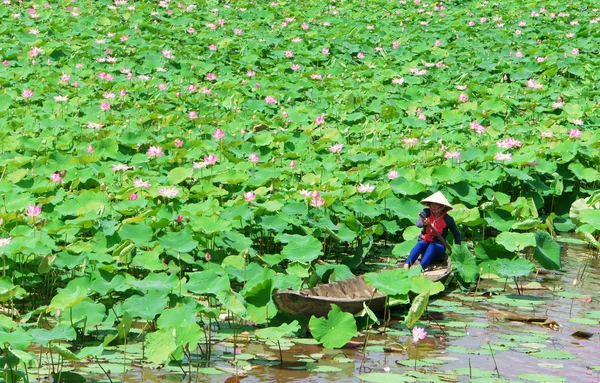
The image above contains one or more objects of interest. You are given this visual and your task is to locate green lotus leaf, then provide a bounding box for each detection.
[309,304,357,349]
[255,320,300,341]
[280,235,322,263]
[121,290,168,320]
[533,230,562,270]
[146,328,177,364]
[158,227,198,253]
[119,223,153,245]
[496,232,536,252]
[491,258,534,278]
[450,244,479,284]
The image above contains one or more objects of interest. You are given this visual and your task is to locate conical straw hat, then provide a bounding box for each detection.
[421,192,453,210]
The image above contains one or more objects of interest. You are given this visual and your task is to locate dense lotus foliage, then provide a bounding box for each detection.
[0,0,599,380]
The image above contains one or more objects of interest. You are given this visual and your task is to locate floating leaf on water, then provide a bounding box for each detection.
[518,373,566,382]
[306,365,343,372]
[537,362,564,369]
[196,368,226,375]
[358,372,417,382]
[451,367,497,377]
[530,349,576,359]
[568,317,598,325]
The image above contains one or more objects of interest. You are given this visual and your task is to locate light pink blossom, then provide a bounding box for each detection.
[568,129,581,138]
[22,89,34,98]
[27,205,42,217]
[494,152,512,161]
[50,173,62,183]
[0,237,11,247]
[387,170,400,180]
[134,179,151,188]
[147,146,164,157]
[158,186,179,199]
[249,153,259,163]
[357,183,375,193]
[329,144,344,153]
[188,111,198,119]
[213,129,225,140]
[244,192,256,202]
[265,96,277,104]
[458,93,469,102]
[412,327,427,343]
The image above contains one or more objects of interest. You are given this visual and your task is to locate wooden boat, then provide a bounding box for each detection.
[273,261,452,317]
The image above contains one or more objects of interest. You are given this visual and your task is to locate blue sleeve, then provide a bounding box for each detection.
[447,216,461,244]
[416,209,429,228]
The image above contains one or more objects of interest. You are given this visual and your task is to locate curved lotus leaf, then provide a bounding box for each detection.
[496,232,536,252]
[158,227,198,253]
[450,244,479,284]
[492,258,534,278]
[280,234,322,263]
[309,304,357,349]
[404,291,430,328]
[255,320,300,341]
[533,230,562,270]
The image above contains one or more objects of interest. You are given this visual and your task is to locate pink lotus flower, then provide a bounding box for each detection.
[403,138,418,146]
[174,139,184,147]
[29,47,44,57]
[290,64,300,71]
[22,89,34,98]
[444,151,461,160]
[299,189,312,197]
[357,183,375,193]
[53,95,68,102]
[290,160,296,168]
[568,129,581,138]
[311,191,325,208]
[0,237,11,247]
[50,173,62,183]
[494,152,512,161]
[541,131,553,138]
[321,48,330,55]
[188,111,198,119]
[248,153,259,163]
[526,78,543,89]
[87,145,94,153]
[315,115,325,125]
[100,102,111,111]
[134,179,151,188]
[129,193,138,201]
[162,50,175,59]
[205,252,211,261]
[392,78,405,85]
[244,191,256,202]
[285,51,294,58]
[458,93,469,102]
[329,144,344,153]
[27,205,42,217]
[412,327,427,343]
[357,52,365,59]
[206,73,217,81]
[571,48,580,55]
[176,215,183,222]
[387,170,400,180]
[204,154,218,165]
[158,186,179,199]
[147,146,164,157]
[265,96,277,104]
[213,129,225,140]
[112,164,131,172]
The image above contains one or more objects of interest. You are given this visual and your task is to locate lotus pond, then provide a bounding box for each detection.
[0,0,599,382]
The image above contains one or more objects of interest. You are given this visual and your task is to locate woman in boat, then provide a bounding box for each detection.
[403,192,461,270]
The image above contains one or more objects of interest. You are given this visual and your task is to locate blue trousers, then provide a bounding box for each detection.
[405,241,446,269]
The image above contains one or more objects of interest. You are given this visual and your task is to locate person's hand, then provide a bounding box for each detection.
[422,218,430,226]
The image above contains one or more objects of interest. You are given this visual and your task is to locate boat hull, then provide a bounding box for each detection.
[273,262,452,317]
